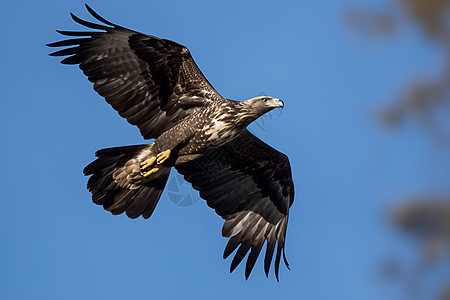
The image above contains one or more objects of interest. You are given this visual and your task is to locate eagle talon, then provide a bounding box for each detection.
[140,157,157,171]
[156,149,171,165]
[142,167,160,177]
[139,151,170,177]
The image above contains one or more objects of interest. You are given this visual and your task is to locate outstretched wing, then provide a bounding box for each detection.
[47,4,224,139]
[175,130,295,280]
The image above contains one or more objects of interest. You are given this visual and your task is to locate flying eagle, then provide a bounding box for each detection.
[48,5,295,280]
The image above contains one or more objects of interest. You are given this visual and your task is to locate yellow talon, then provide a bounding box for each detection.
[156,149,171,165]
[140,157,156,170]
[140,150,170,178]
[143,167,159,177]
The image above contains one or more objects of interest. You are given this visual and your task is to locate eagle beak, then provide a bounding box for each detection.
[277,99,284,109]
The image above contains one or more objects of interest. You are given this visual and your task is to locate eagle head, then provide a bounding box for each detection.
[247,96,284,113]
[234,96,284,128]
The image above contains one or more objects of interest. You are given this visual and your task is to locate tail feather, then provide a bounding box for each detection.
[84,144,170,219]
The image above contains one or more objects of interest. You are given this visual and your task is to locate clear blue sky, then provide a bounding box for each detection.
[0,1,444,299]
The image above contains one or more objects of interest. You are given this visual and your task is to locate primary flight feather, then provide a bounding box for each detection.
[48,4,294,280]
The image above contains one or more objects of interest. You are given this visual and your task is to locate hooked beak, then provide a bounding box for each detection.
[276,99,284,109]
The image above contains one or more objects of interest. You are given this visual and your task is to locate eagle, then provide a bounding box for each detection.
[48,5,295,280]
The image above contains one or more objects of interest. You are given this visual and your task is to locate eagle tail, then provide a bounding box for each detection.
[83,144,171,219]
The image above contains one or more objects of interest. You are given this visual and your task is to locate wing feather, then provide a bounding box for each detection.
[176,130,294,280]
[48,4,225,139]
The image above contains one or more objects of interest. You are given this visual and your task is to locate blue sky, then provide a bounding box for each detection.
[0,1,445,299]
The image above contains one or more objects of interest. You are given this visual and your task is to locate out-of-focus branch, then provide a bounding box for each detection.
[346,2,450,299]
[399,0,450,39]
[393,199,450,263]
[344,8,398,36]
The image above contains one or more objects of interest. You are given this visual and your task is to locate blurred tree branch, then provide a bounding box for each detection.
[393,199,450,263]
[346,1,450,299]
[400,0,450,38]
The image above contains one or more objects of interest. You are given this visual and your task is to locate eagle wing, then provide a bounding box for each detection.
[175,130,295,280]
[47,4,224,139]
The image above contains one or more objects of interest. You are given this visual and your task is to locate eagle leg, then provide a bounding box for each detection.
[139,157,158,177]
[139,150,171,177]
[140,157,157,170]
[156,149,171,164]
[142,167,160,177]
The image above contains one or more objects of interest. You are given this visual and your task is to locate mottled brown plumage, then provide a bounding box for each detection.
[48,5,294,280]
